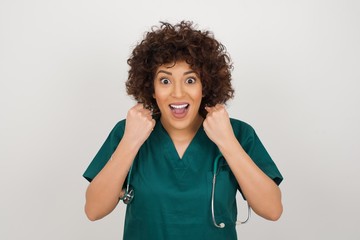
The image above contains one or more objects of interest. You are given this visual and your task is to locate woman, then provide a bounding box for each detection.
[83,21,283,240]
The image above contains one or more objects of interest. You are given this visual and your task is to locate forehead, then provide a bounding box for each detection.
[155,61,194,73]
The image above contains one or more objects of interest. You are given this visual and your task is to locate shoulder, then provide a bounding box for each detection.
[107,119,126,140]
[230,118,255,134]
[229,118,257,145]
[113,119,126,131]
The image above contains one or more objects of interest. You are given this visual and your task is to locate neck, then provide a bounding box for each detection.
[161,115,203,143]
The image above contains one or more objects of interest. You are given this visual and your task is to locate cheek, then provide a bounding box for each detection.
[152,86,162,99]
[192,87,203,103]
[153,91,167,106]
[153,82,168,100]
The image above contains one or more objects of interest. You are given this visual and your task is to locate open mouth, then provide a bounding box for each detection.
[169,103,189,117]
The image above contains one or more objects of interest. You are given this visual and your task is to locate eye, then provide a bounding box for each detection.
[160,78,171,84]
[185,77,196,84]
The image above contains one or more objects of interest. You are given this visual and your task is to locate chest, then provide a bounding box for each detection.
[129,132,237,204]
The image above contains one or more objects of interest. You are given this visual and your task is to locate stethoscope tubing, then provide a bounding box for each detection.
[121,153,251,228]
[211,154,251,228]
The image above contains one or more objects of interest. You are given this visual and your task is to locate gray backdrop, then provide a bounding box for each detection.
[1,0,359,239]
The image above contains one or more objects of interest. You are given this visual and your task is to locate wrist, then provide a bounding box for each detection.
[216,134,238,150]
[121,134,145,151]
[217,136,246,158]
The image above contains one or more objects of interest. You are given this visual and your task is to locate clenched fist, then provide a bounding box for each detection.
[122,103,156,148]
[203,104,236,147]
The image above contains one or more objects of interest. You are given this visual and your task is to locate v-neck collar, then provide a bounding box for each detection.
[156,119,204,160]
[154,120,205,181]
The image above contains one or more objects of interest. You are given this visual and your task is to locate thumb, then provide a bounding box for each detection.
[205,105,212,112]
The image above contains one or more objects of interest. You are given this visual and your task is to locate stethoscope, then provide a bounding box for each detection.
[120,154,251,228]
[120,163,134,204]
[211,154,251,228]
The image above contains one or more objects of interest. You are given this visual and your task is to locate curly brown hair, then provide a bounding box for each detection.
[126,21,234,117]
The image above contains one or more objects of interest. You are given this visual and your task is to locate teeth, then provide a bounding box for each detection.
[170,104,188,109]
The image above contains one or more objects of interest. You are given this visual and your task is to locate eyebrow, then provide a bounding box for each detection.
[156,70,197,76]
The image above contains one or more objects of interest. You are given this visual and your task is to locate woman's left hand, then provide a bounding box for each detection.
[203,104,236,147]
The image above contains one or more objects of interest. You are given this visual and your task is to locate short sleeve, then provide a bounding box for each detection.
[83,120,126,182]
[231,119,283,186]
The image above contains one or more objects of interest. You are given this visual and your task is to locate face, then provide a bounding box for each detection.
[153,61,203,132]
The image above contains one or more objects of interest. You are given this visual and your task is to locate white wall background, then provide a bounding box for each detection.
[1,0,359,239]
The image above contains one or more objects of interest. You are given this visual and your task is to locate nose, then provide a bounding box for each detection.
[171,82,185,98]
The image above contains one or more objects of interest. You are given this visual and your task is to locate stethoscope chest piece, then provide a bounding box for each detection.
[122,187,134,204]
[121,163,135,205]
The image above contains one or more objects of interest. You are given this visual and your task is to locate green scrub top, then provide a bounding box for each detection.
[83,118,283,240]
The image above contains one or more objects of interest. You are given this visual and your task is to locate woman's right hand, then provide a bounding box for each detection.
[122,103,156,148]
[85,103,155,221]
